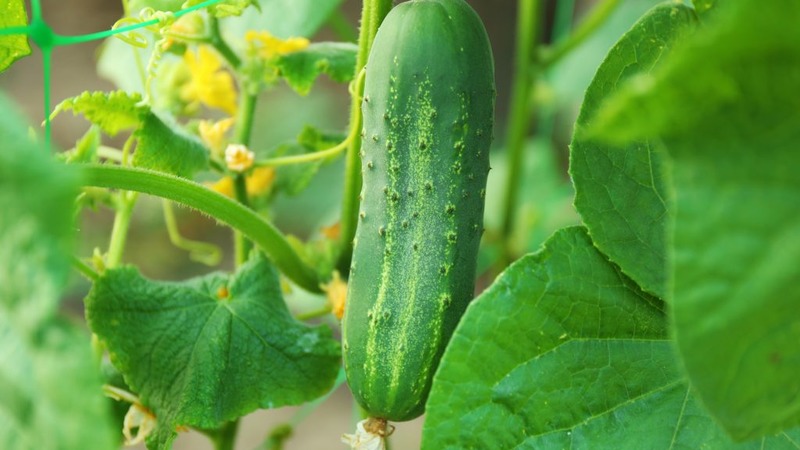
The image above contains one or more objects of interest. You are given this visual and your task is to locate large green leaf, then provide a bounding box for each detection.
[569,3,696,299]
[275,42,357,95]
[0,93,116,450]
[422,227,800,449]
[85,254,341,449]
[0,0,31,73]
[589,0,800,440]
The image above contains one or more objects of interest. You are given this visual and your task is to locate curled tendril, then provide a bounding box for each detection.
[111,17,149,48]
[110,8,176,48]
[139,7,177,32]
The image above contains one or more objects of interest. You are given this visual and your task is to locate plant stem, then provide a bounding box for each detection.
[209,15,242,69]
[499,0,544,259]
[233,173,251,265]
[210,421,239,450]
[231,91,258,266]
[295,304,333,321]
[162,200,222,266]
[81,164,322,293]
[538,0,621,68]
[72,256,100,281]
[255,133,352,167]
[335,0,393,276]
[106,191,138,268]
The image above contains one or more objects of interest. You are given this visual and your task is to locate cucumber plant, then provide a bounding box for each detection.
[1,0,798,449]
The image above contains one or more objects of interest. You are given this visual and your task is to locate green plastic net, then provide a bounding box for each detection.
[0,0,224,147]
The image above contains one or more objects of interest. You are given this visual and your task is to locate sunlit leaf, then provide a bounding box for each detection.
[51,91,147,137]
[0,0,31,73]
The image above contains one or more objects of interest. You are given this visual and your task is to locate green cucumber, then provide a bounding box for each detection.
[342,0,495,422]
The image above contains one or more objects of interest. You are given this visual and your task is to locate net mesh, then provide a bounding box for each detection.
[0,0,225,147]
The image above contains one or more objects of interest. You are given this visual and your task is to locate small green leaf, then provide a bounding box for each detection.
[570,3,696,299]
[133,111,209,178]
[0,93,116,450]
[275,42,357,95]
[51,91,147,136]
[590,0,800,440]
[422,227,800,449]
[86,254,341,449]
[0,0,31,73]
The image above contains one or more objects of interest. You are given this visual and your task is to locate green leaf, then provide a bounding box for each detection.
[422,227,800,449]
[0,0,31,73]
[133,111,209,178]
[569,3,696,299]
[222,0,345,42]
[275,42,357,95]
[85,254,341,449]
[0,93,116,450]
[51,91,147,136]
[591,0,800,440]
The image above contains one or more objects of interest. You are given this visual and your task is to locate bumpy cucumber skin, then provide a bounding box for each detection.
[342,0,495,422]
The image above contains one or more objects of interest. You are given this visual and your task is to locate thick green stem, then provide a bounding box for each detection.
[233,173,252,265]
[106,192,138,268]
[499,0,544,258]
[208,16,242,69]
[81,164,322,293]
[538,0,621,68]
[210,420,238,450]
[231,93,258,266]
[336,0,393,276]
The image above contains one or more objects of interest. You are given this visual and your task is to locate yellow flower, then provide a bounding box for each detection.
[245,30,309,59]
[322,271,347,320]
[181,46,238,115]
[208,176,235,197]
[198,117,235,159]
[245,166,276,196]
[207,167,276,198]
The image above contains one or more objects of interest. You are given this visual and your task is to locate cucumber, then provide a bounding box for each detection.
[342,0,495,422]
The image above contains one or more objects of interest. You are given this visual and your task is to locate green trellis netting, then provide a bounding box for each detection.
[0,0,225,147]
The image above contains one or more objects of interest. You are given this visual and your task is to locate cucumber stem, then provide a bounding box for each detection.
[336,0,393,277]
[499,0,544,261]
